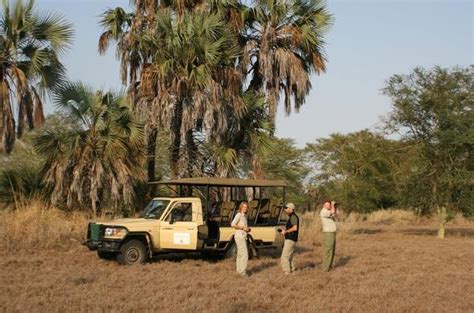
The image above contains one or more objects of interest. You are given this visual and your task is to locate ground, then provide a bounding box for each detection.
[1,224,473,313]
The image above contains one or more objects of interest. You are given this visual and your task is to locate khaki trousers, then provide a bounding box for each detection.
[281,239,296,273]
[235,235,248,275]
[322,232,336,271]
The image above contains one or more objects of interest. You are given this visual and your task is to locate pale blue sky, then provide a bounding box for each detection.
[38,0,473,146]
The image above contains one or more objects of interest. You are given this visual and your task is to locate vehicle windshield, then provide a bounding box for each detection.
[140,200,170,219]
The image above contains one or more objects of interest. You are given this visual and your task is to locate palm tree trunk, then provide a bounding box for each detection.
[32,87,44,128]
[146,126,159,198]
[185,129,196,177]
[147,126,158,182]
[17,95,26,138]
[170,101,183,179]
[1,81,16,154]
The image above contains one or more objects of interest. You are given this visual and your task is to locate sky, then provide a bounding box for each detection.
[38,0,473,147]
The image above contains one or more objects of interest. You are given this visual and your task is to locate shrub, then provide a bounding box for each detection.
[366,209,417,225]
[0,166,50,208]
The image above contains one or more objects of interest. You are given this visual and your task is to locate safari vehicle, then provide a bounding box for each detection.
[85,178,288,265]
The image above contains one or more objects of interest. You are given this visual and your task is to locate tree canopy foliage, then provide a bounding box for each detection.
[306,66,473,216]
[33,83,146,214]
[0,0,73,154]
[383,66,473,216]
[98,0,333,180]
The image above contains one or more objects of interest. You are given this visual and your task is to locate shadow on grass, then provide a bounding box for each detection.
[258,245,312,260]
[249,261,277,275]
[351,228,384,235]
[296,246,313,254]
[152,252,224,263]
[298,261,317,271]
[400,228,474,237]
[334,255,353,268]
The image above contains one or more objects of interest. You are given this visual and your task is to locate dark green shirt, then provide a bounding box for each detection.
[285,213,299,242]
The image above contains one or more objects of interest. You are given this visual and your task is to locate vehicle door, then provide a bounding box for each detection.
[159,201,198,250]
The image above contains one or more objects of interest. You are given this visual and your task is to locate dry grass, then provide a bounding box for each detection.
[0,201,89,251]
[366,209,417,225]
[1,206,473,312]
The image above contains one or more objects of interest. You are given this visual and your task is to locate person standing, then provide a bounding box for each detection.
[231,201,251,277]
[320,200,337,271]
[280,203,299,274]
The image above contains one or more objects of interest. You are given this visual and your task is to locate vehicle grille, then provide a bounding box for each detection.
[88,223,101,241]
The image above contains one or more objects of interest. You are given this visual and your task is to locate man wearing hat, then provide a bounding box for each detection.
[280,203,299,274]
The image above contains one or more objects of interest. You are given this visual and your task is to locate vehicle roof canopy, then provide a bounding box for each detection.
[149,177,287,188]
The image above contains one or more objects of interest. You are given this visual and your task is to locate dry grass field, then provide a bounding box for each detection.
[1,205,473,313]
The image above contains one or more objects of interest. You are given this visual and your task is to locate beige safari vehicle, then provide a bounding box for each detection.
[85,178,287,265]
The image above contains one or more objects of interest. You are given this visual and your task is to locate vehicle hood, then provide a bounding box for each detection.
[98,218,161,231]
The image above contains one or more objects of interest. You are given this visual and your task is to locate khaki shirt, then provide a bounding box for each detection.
[231,212,248,238]
[320,208,337,233]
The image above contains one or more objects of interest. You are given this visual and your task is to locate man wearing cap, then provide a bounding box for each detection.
[320,199,337,271]
[280,203,299,274]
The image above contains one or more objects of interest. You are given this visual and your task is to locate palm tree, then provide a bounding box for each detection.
[34,82,146,215]
[0,0,73,154]
[100,5,244,179]
[140,8,243,178]
[98,0,332,180]
[207,91,274,178]
[243,0,332,119]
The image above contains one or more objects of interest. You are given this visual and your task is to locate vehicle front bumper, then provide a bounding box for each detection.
[85,239,122,252]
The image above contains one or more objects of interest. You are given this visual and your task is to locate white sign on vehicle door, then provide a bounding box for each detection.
[173,232,191,245]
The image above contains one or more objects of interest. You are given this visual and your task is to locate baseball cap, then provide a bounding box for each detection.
[284,203,295,210]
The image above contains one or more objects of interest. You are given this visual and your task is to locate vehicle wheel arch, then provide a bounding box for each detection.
[121,232,153,258]
[224,235,256,259]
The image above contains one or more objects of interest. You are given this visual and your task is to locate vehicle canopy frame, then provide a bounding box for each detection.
[149,177,288,221]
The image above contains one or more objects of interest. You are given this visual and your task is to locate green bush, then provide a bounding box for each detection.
[0,166,50,208]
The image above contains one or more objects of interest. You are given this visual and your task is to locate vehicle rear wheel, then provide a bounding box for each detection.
[224,241,238,259]
[224,240,254,260]
[117,239,147,265]
[97,251,116,260]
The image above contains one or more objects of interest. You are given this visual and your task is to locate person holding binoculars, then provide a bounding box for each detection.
[320,199,338,272]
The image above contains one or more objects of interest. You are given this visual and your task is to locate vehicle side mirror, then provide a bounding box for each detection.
[169,214,175,224]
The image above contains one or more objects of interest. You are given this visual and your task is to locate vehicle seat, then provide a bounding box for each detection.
[255,198,270,223]
[269,198,283,221]
[208,201,223,222]
[247,199,259,224]
[220,201,236,225]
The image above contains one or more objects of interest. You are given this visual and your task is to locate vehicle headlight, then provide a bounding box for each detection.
[103,227,128,239]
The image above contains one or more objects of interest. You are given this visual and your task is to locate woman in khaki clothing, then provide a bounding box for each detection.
[231,201,251,277]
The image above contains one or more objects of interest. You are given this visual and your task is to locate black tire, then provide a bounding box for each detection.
[224,241,238,259]
[117,239,148,265]
[97,251,116,260]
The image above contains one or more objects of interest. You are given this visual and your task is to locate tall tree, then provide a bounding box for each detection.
[0,0,73,154]
[243,0,332,119]
[305,130,414,213]
[206,91,274,178]
[98,0,332,179]
[139,8,243,178]
[383,66,473,235]
[34,82,146,215]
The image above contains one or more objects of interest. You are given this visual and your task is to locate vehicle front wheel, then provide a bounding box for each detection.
[117,239,147,265]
